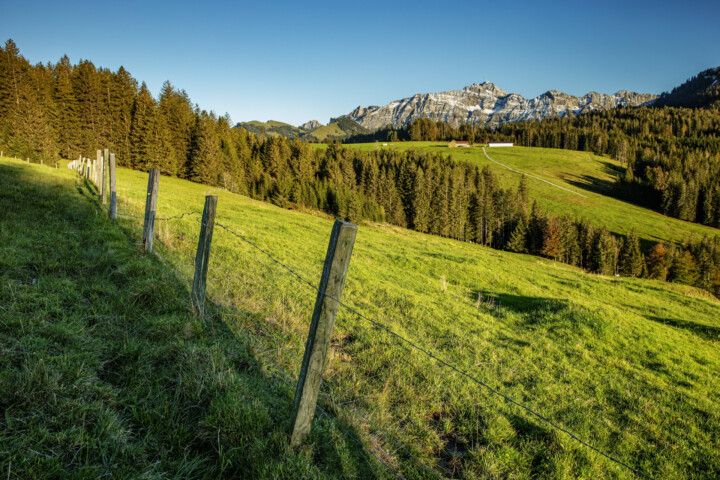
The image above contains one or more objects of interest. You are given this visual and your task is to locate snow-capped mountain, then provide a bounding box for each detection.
[343,83,657,130]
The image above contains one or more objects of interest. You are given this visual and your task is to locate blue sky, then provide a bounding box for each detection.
[3,0,720,126]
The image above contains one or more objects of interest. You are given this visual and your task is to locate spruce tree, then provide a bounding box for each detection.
[619,229,644,277]
[187,111,224,185]
[128,82,157,170]
[412,167,430,233]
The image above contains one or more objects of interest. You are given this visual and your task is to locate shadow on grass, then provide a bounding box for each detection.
[0,161,382,480]
[470,291,568,315]
[645,315,720,342]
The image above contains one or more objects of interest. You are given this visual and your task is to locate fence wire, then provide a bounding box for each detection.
[211,220,656,480]
[79,163,654,479]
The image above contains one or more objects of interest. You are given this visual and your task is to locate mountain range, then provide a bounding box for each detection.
[236,67,720,139]
[342,83,656,130]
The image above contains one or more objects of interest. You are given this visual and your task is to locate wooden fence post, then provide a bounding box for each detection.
[96,150,101,187]
[191,196,218,314]
[142,168,160,252]
[102,148,109,204]
[109,153,117,220]
[290,220,357,446]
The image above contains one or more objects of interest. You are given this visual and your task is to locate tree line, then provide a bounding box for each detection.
[2,39,719,296]
[348,105,720,230]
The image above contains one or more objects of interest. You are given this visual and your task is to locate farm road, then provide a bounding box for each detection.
[482,147,588,198]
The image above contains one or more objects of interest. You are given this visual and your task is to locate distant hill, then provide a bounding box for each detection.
[653,67,720,108]
[235,120,306,139]
[235,118,368,142]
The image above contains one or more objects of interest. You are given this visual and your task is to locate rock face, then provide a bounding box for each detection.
[343,83,657,130]
[299,120,322,131]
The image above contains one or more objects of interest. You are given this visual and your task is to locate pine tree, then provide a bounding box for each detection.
[52,55,78,159]
[187,111,223,185]
[412,167,430,232]
[128,82,157,170]
[592,228,616,275]
[527,201,546,255]
[618,229,644,277]
[507,209,529,253]
[668,249,699,285]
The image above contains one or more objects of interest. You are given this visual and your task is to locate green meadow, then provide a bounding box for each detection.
[2,156,719,478]
[342,142,720,247]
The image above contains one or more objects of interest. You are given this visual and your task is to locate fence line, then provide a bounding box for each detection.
[95,177,406,478]
[211,220,655,480]
[69,154,656,480]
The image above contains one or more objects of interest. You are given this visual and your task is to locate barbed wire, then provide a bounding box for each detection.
[155,211,201,222]
[214,221,320,292]
[77,166,653,478]
[212,220,655,480]
[218,304,403,480]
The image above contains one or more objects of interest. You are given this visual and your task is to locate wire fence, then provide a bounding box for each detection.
[75,162,658,480]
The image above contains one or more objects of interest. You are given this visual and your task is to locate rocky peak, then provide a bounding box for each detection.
[341,82,657,130]
[299,120,322,131]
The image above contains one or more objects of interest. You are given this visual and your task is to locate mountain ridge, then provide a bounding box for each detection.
[342,82,657,130]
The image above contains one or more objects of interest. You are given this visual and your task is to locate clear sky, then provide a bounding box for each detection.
[3,0,720,126]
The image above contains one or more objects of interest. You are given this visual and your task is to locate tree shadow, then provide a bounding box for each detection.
[1,161,381,479]
[645,315,720,342]
[469,290,568,316]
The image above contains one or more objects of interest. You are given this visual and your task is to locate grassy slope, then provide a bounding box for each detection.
[104,162,720,478]
[238,120,306,138]
[0,158,380,479]
[344,142,720,246]
[308,123,347,141]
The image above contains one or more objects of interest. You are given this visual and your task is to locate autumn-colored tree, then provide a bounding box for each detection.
[645,242,669,280]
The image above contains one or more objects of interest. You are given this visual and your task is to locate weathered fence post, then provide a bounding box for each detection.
[191,196,218,314]
[290,220,357,446]
[102,148,109,204]
[142,168,160,252]
[96,150,101,187]
[109,153,117,220]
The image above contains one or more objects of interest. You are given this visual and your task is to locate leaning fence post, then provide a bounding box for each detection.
[109,153,117,220]
[290,220,357,446]
[142,168,160,252]
[191,196,218,314]
[102,148,109,204]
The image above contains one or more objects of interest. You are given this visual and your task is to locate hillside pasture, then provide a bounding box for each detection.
[343,142,720,247]
[103,161,720,479]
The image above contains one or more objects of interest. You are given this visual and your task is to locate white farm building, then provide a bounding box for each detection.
[488,142,514,147]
